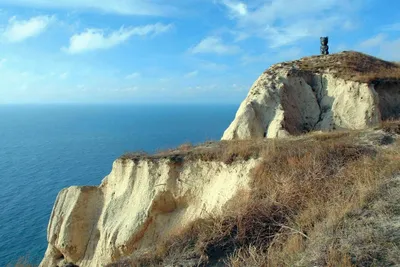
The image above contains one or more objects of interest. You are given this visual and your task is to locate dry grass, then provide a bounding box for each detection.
[113,125,400,267]
[289,51,400,84]
[121,139,267,165]
[381,120,400,135]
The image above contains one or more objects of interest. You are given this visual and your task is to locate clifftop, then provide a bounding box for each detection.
[273,51,400,84]
[222,51,400,140]
[41,123,400,267]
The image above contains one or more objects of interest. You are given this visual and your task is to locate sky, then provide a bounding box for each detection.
[0,0,399,104]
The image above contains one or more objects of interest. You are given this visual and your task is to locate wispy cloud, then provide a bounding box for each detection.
[220,0,248,17]
[125,72,141,79]
[59,72,69,79]
[360,33,386,48]
[264,16,342,48]
[216,0,362,47]
[117,86,139,92]
[64,23,173,54]
[382,23,400,32]
[191,36,240,55]
[0,58,6,67]
[1,15,54,42]
[0,0,178,16]
[359,34,400,61]
[198,60,229,71]
[184,70,198,78]
[379,39,400,61]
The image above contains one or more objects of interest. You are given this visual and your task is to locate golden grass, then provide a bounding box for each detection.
[121,139,265,165]
[110,122,400,266]
[113,125,400,267]
[291,51,400,84]
[381,119,400,135]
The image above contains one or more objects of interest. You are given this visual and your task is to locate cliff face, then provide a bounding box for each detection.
[222,51,400,140]
[40,157,258,267]
[39,51,400,267]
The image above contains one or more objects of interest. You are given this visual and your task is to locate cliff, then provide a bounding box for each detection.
[40,143,260,267]
[40,52,400,267]
[222,51,400,139]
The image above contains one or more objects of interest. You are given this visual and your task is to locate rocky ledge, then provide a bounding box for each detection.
[222,51,400,139]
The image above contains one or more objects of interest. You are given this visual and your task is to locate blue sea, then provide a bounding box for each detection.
[0,104,238,266]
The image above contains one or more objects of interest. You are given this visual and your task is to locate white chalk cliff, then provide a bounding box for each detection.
[40,157,258,267]
[222,51,400,139]
[39,51,400,267]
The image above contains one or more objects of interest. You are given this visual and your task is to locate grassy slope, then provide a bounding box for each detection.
[108,122,400,267]
[290,51,400,84]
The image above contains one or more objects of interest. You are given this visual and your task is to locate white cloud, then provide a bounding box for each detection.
[383,23,400,32]
[360,33,386,48]
[125,72,141,79]
[216,0,363,47]
[221,0,248,17]
[184,70,198,78]
[1,15,54,42]
[0,58,6,67]
[359,34,400,61]
[263,16,343,48]
[0,0,178,16]
[64,23,173,54]
[379,39,400,61]
[117,86,138,92]
[59,72,69,79]
[159,77,172,82]
[191,36,240,55]
[342,20,358,31]
[198,60,229,71]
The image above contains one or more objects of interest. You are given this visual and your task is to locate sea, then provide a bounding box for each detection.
[0,104,238,266]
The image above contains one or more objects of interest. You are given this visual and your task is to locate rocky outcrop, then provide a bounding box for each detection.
[40,157,258,267]
[222,52,400,140]
[39,51,400,266]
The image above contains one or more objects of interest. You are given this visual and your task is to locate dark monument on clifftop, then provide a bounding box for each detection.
[320,37,329,55]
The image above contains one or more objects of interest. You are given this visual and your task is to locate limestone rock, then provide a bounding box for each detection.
[40,158,258,267]
[222,52,400,140]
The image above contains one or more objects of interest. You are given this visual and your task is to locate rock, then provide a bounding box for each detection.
[222,52,400,140]
[40,158,258,267]
[39,51,400,267]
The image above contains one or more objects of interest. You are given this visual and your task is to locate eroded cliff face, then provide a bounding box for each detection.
[40,157,258,267]
[222,53,400,140]
[40,51,400,266]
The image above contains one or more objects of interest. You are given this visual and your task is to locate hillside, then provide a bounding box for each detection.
[104,122,400,267]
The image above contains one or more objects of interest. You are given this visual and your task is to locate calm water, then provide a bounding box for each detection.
[0,104,238,266]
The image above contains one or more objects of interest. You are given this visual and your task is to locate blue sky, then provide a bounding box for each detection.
[0,0,398,104]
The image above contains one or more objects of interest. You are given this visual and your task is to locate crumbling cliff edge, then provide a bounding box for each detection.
[40,52,400,267]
